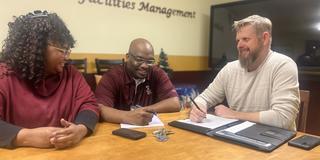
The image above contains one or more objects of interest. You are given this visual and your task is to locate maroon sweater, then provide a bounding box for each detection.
[95,64,178,110]
[0,64,99,148]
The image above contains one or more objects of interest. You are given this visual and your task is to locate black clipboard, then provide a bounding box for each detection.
[168,120,296,152]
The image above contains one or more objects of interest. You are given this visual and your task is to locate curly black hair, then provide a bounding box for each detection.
[1,10,75,86]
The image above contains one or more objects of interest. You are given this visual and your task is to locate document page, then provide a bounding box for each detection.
[224,121,255,133]
[178,114,238,129]
[121,115,164,129]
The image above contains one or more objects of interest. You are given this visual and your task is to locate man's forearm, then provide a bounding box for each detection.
[146,97,180,113]
[235,111,260,123]
[99,104,128,123]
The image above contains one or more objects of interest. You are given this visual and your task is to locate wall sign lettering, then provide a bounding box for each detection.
[78,0,196,19]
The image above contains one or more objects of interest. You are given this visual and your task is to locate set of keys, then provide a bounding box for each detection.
[152,128,174,142]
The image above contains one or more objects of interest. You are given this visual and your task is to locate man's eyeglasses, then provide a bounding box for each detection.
[49,45,71,57]
[129,54,155,66]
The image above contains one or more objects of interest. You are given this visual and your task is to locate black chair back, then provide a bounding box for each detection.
[95,58,124,75]
[67,58,87,73]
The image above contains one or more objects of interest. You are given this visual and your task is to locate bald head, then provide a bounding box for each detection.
[126,38,155,79]
[128,38,154,56]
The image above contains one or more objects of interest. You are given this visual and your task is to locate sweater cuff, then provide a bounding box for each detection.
[0,120,22,149]
[74,110,99,136]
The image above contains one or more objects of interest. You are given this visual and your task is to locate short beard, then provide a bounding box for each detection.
[239,40,263,69]
[239,55,249,69]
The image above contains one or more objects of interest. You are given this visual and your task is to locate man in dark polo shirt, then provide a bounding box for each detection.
[95,38,180,125]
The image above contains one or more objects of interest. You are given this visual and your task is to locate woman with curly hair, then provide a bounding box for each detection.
[0,10,99,149]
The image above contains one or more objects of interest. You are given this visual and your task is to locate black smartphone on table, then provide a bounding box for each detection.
[288,135,320,150]
[112,128,146,140]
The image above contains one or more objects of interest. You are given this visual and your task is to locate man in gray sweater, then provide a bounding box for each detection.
[190,15,299,131]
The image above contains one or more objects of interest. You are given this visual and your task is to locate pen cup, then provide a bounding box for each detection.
[185,96,192,109]
[176,86,199,111]
[180,95,191,110]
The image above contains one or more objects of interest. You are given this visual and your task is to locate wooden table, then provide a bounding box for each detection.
[1,111,319,160]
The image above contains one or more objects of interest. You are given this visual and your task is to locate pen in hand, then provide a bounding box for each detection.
[189,97,207,117]
[135,105,157,115]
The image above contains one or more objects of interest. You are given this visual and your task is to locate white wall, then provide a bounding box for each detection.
[0,0,215,56]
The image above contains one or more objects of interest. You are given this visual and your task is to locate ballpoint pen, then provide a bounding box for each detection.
[189,97,206,115]
[135,104,157,115]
